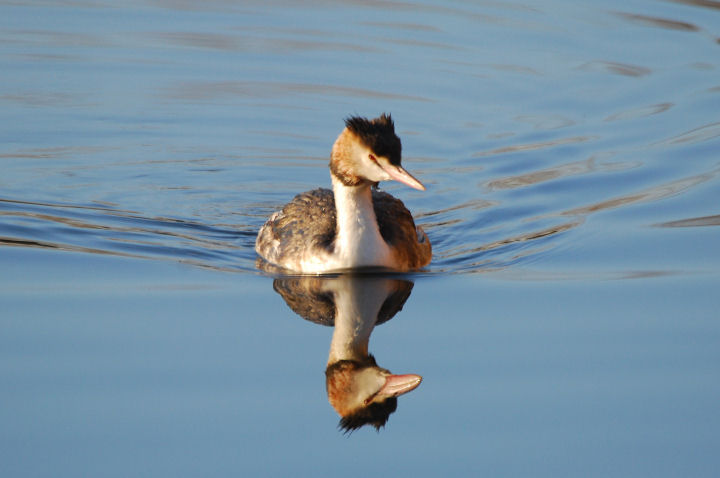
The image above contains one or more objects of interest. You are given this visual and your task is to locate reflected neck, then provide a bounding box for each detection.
[327,278,391,365]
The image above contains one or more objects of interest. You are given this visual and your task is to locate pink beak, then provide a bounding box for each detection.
[378,160,426,191]
[378,374,423,398]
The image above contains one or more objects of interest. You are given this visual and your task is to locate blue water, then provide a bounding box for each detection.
[2,1,719,476]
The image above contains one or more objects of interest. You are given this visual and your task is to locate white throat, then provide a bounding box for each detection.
[331,175,391,269]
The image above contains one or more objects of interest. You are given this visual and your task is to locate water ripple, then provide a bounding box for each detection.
[473,136,595,158]
[0,198,258,272]
[164,81,433,102]
[615,12,701,32]
[604,103,673,122]
[3,0,719,281]
[655,214,720,228]
[562,168,719,216]
[577,61,652,77]
[148,31,378,53]
[659,121,720,146]
[436,220,583,272]
[485,155,634,191]
[669,0,720,12]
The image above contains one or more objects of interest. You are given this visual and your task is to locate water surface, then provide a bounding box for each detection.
[1,1,719,476]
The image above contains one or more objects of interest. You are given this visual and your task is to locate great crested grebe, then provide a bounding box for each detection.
[255,114,431,273]
[324,277,421,432]
[273,275,422,432]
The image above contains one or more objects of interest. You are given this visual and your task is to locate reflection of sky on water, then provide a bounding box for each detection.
[3,250,718,476]
[1,0,720,475]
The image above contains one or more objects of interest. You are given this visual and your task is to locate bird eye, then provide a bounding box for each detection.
[369,154,379,165]
[364,392,378,405]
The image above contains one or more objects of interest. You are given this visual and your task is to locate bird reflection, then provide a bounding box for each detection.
[272,274,422,432]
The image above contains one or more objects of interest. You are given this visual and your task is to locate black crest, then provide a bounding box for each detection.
[344,113,402,166]
[338,397,398,433]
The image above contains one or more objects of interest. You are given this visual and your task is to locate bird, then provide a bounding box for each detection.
[272,274,422,432]
[255,113,431,273]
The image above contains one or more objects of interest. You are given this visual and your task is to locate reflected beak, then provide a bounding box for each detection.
[378,373,423,398]
[376,157,426,191]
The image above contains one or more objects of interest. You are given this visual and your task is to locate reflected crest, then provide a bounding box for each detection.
[272,274,422,432]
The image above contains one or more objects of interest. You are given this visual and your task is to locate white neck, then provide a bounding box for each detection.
[331,175,391,268]
[327,277,394,364]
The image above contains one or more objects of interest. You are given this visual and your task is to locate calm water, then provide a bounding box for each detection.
[2,0,719,476]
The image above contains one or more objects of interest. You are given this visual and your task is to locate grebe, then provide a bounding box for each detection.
[273,275,422,432]
[255,114,431,273]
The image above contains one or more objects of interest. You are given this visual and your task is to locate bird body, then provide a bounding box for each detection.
[256,114,431,273]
